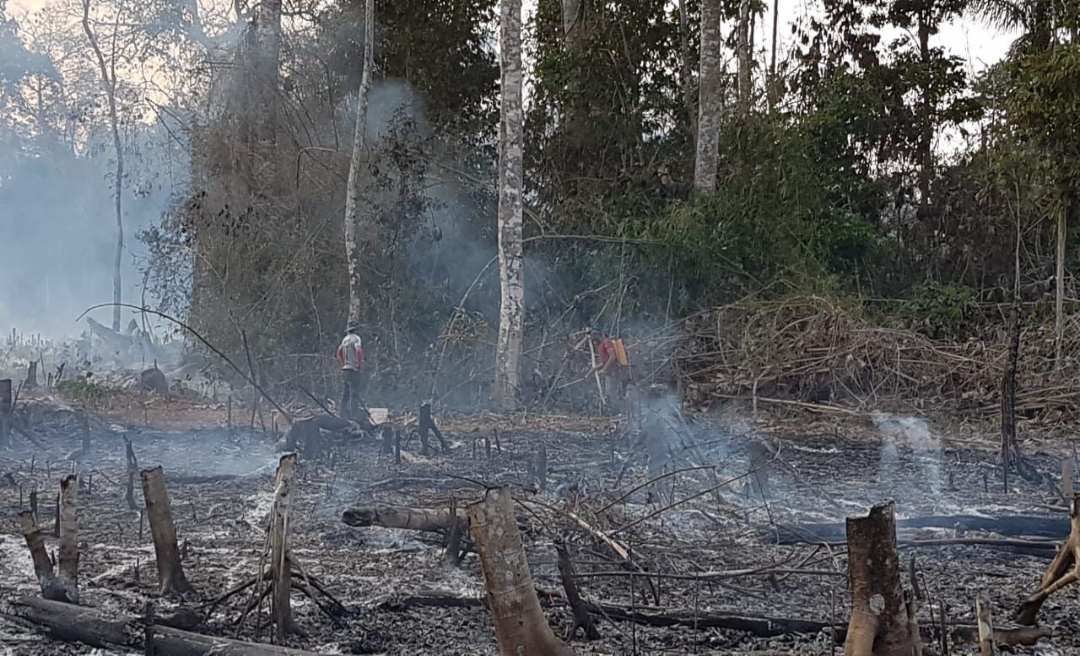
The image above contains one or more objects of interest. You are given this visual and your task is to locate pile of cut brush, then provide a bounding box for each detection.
[675,295,1080,421]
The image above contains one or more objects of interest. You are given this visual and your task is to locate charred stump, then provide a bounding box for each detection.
[25,361,38,390]
[55,474,79,604]
[1000,305,1038,484]
[468,486,573,656]
[140,366,168,394]
[747,439,772,500]
[1014,493,1080,625]
[0,379,11,449]
[843,501,916,656]
[140,466,195,597]
[125,438,139,511]
[419,402,448,454]
[976,591,997,656]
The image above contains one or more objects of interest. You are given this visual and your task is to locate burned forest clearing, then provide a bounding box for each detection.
[0,391,1076,656]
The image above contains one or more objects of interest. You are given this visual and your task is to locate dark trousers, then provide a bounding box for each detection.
[341,369,364,419]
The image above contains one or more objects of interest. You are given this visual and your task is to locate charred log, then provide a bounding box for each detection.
[3,596,316,655]
[469,486,574,656]
[342,505,466,533]
[769,514,1070,544]
[140,466,195,597]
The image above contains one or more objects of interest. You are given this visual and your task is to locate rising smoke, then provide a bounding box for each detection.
[872,411,943,498]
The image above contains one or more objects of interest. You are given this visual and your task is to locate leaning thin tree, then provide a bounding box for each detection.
[343,0,375,328]
[493,0,526,410]
[81,0,124,331]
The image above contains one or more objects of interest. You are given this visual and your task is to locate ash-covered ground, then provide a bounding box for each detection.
[0,397,1076,655]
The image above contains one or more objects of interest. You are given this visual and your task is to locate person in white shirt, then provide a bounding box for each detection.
[336,324,364,420]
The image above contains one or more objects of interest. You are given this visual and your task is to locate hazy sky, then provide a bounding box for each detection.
[9,0,1015,76]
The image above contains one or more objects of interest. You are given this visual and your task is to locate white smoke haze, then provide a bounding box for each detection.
[872,411,943,498]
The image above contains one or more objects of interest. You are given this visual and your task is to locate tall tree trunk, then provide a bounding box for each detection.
[694,0,722,193]
[768,0,779,111]
[469,487,573,656]
[254,0,282,164]
[81,0,124,331]
[917,13,932,219]
[1056,190,1068,369]
[344,0,375,327]
[494,0,525,410]
[737,0,752,115]
[679,0,696,141]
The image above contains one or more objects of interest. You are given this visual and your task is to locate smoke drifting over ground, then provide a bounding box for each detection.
[872,412,943,498]
[0,126,189,339]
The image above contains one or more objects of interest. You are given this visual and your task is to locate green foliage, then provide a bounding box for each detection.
[897,282,977,339]
[57,375,107,404]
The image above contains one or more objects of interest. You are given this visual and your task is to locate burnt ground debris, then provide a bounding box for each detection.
[0,397,1076,655]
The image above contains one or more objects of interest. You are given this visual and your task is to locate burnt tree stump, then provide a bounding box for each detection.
[469,487,574,656]
[0,379,11,449]
[140,467,195,597]
[55,474,79,604]
[844,501,916,656]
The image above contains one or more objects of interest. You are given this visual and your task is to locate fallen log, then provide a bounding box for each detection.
[769,513,1070,544]
[1,596,317,655]
[368,588,838,637]
[342,505,466,533]
[283,416,352,457]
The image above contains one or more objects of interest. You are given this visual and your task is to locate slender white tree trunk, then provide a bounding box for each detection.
[694,0,722,193]
[495,0,525,410]
[344,0,375,327]
[81,0,124,331]
[737,0,752,115]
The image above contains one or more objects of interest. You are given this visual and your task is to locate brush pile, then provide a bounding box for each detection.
[676,295,1080,420]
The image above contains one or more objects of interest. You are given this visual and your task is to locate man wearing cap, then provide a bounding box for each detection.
[336,324,364,420]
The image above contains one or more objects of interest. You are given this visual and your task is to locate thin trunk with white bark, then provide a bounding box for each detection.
[694,0,722,193]
[494,0,525,410]
[344,0,375,327]
[81,0,124,331]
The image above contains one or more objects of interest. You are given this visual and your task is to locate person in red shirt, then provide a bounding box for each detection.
[591,327,629,414]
